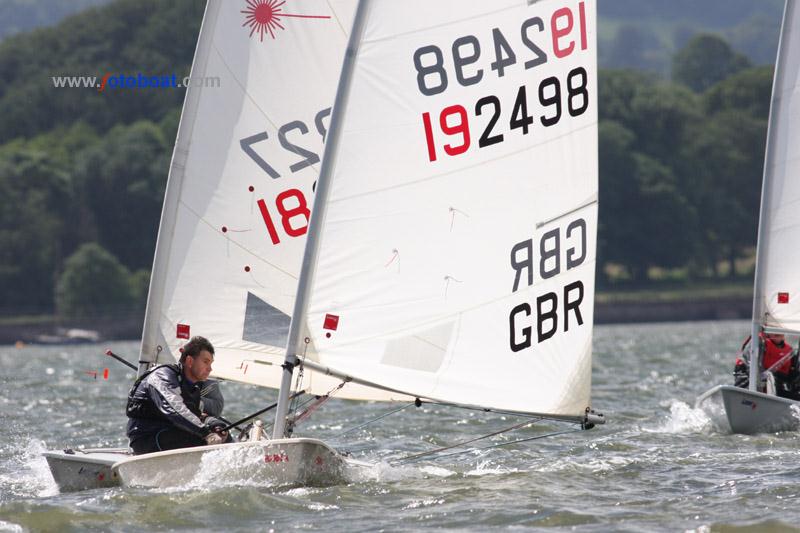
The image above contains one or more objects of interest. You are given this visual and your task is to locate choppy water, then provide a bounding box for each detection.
[2,320,800,532]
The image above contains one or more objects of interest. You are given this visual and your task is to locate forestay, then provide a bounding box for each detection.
[296,0,598,417]
[139,0,401,400]
[753,0,800,332]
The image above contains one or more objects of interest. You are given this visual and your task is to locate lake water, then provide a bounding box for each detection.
[1,320,799,532]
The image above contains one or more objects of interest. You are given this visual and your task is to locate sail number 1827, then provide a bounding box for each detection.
[257,189,310,245]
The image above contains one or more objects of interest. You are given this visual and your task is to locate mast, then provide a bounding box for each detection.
[748,0,793,392]
[137,1,219,376]
[272,0,371,438]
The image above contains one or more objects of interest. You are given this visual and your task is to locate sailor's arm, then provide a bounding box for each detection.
[200,379,224,417]
[145,368,208,437]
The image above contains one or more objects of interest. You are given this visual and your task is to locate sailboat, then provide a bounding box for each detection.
[46,0,603,490]
[45,0,368,491]
[695,0,800,434]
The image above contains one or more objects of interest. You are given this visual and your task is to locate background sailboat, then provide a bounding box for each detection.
[137,0,401,402]
[696,0,800,434]
[45,0,380,492]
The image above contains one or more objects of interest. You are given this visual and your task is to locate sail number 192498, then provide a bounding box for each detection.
[414,2,589,162]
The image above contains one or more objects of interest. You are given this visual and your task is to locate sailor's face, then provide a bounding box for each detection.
[185,350,214,382]
[767,333,785,346]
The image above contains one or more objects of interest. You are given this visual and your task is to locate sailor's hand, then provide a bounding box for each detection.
[203,416,226,431]
[205,432,226,445]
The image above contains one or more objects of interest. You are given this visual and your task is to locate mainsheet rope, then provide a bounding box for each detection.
[282,347,587,457]
[391,418,543,465]
[422,427,584,463]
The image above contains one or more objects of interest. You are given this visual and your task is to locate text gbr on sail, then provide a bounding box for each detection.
[508,217,586,352]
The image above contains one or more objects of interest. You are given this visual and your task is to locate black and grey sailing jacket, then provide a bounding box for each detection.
[125,364,208,442]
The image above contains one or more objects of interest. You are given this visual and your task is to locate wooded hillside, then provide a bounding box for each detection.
[0,0,778,318]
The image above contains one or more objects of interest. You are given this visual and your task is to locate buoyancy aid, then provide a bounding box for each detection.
[762,337,794,375]
[126,364,202,420]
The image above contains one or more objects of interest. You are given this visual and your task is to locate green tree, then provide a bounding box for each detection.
[673,67,772,277]
[627,81,700,164]
[598,120,698,283]
[0,147,71,312]
[74,120,169,269]
[598,69,657,125]
[599,70,701,164]
[56,242,133,318]
[0,0,203,143]
[703,66,773,118]
[672,34,751,92]
[687,112,767,277]
[129,268,151,311]
[158,106,182,147]
[597,120,638,283]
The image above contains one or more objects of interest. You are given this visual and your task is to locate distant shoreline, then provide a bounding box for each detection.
[594,296,751,324]
[0,295,753,345]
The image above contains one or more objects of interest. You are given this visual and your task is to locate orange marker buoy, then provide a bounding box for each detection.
[103,368,109,380]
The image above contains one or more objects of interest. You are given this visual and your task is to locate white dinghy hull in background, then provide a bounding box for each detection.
[696,385,800,434]
[43,448,130,492]
[112,438,348,489]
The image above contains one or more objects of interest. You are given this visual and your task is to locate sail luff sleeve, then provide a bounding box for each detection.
[138,1,221,372]
[272,0,373,439]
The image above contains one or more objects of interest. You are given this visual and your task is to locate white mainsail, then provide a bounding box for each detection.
[753,0,800,332]
[286,0,598,418]
[139,0,402,400]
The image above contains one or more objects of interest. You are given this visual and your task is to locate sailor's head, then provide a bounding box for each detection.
[180,336,215,382]
[766,333,785,346]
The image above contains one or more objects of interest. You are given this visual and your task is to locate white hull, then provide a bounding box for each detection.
[43,448,130,492]
[112,438,347,489]
[696,385,800,434]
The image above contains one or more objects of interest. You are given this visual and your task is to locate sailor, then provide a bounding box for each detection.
[732,334,751,387]
[733,333,799,399]
[126,336,229,455]
[762,333,800,399]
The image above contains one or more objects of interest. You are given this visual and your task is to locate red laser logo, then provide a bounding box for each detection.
[242,0,331,42]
